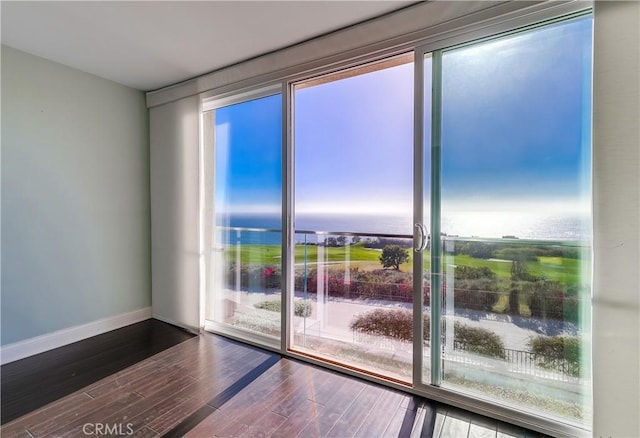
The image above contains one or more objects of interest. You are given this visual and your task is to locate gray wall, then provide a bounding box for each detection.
[149,96,200,331]
[592,2,640,437]
[1,46,151,345]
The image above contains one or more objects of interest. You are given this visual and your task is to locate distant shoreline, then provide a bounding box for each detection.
[216,211,590,245]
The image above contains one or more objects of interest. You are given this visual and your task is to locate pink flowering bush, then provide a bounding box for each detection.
[225,264,281,290]
[295,268,414,302]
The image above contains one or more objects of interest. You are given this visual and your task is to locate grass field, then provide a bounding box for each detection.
[222,242,587,285]
[443,254,585,284]
[223,242,411,265]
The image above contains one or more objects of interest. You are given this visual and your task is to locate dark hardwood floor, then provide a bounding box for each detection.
[0,319,195,424]
[0,320,548,437]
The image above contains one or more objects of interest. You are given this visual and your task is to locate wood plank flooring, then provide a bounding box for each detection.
[1,319,195,424]
[0,321,549,437]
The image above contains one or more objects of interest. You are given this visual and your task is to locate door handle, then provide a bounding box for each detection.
[414,223,427,252]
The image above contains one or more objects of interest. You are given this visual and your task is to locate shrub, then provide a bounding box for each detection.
[492,293,510,313]
[294,268,413,303]
[509,285,519,314]
[454,242,498,259]
[225,264,281,290]
[454,266,496,280]
[518,302,532,318]
[364,238,412,249]
[453,322,506,359]
[254,299,313,317]
[451,278,500,311]
[350,309,505,360]
[506,281,535,317]
[294,268,352,297]
[528,335,581,376]
[349,309,430,342]
[511,259,529,281]
[254,299,280,313]
[494,247,540,262]
[529,280,580,323]
[235,309,280,336]
[295,301,313,317]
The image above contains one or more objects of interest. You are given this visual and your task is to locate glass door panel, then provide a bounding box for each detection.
[430,16,593,425]
[291,54,415,381]
[207,93,283,342]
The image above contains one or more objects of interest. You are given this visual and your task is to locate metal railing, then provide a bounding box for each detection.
[213,226,588,363]
[451,339,580,381]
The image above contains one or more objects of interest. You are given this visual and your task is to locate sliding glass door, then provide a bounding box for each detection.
[291,54,416,382]
[204,10,593,433]
[422,16,593,426]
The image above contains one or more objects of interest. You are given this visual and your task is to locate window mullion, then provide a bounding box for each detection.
[412,47,425,388]
[430,49,443,386]
[281,82,293,353]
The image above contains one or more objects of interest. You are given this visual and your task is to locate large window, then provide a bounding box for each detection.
[204,10,593,435]
[206,92,282,344]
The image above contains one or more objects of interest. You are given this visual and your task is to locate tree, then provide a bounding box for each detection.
[510,258,529,281]
[325,237,338,247]
[379,245,409,271]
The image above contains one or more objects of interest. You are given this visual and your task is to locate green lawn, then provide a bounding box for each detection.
[530,256,584,285]
[443,254,584,285]
[224,242,414,266]
[222,243,584,285]
[223,243,282,264]
[293,243,387,263]
[443,254,513,278]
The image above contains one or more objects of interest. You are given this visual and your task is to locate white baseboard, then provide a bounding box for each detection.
[151,313,200,335]
[0,307,152,365]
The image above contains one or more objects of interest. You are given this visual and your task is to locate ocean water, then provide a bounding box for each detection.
[216,211,590,245]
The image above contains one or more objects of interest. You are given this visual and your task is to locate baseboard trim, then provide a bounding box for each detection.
[0,307,152,365]
[152,313,200,336]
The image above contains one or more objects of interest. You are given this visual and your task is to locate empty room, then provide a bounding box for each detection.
[1,1,638,437]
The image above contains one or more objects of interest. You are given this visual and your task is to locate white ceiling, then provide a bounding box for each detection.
[1,1,414,91]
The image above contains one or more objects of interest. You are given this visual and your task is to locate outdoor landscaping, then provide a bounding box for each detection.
[217,234,590,421]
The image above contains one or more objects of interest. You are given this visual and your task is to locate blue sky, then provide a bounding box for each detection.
[441,17,592,212]
[216,16,592,217]
[295,62,414,214]
[214,94,281,214]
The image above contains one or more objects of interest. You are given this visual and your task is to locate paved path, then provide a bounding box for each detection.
[306,297,577,351]
[235,289,579,351]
